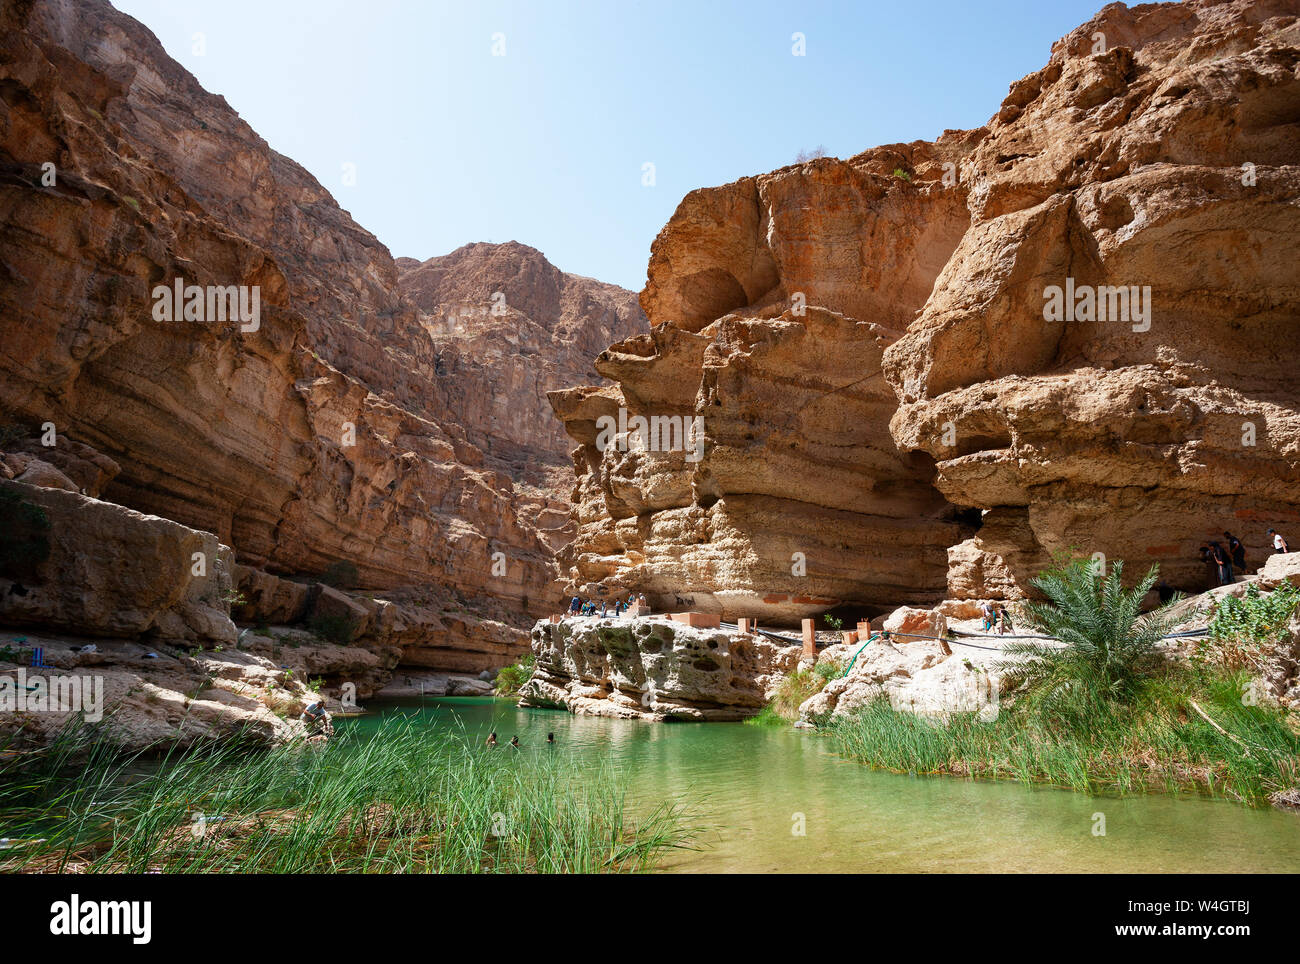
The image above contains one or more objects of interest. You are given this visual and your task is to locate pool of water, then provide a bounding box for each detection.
[343,697,1300,873]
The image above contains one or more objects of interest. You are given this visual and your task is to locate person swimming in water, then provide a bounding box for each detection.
[546,732,555,745]
[509,735,521,748]
[485,731,498,748]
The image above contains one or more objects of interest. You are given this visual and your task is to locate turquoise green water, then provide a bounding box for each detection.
[344,697,1300,873]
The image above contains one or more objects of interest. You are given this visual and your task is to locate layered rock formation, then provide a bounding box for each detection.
[0,0,643,726]
[885,0,1300,599]
[549,305,975,624]
[552,0,1300,619]
[519,615,800,720]
[0,0,558,627]
[397,242,646,550]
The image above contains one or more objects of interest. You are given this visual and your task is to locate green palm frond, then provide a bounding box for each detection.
[1001,556,1185,718]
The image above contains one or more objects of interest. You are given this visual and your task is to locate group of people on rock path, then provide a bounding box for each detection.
[979,599,1015,635]
[568,593,648,618]
[1200,528,1288,588]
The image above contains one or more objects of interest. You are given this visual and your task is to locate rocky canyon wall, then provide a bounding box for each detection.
[884,0,1300,598]
[396,242,646,552]
[0,0,640,692]
[552,0,1300,617]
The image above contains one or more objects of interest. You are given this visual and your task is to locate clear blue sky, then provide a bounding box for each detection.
[114,0,1105,291]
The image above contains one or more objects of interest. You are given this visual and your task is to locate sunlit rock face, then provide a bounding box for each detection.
[549,126,983,624]
[553,0,1300,614]
[518,615,801,721]
[884,0,1300,597]
[549,306,974,625]
[397,241,646,553]
[0,0,640,665]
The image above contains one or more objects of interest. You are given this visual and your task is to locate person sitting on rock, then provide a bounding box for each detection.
[1269,528,1289,554]
[300,700,331,737]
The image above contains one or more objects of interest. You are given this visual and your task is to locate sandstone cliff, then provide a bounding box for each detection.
[397,242,646,551]
[0,0,638,738]
[552,0,1300,618]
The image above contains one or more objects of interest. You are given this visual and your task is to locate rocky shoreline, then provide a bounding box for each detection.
[520,549,1300,727]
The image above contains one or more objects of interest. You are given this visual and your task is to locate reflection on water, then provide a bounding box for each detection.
[343,697,1300,873]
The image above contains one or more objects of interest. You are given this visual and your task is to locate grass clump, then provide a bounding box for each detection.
[828,668,1299,805]
[494,654,535,697]
[747,664,838,726]
[1204,581,1299,671]
[826,557,1300,806]
[0,719,700,873]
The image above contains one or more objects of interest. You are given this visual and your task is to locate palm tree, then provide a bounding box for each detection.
[1003,557,1184,717]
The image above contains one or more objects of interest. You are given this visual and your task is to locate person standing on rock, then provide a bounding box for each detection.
[1269,528,1290,554]
[569,595,581,615]
[997,607,1014,635]
[1224,531,1247,573]
[980,600,997,632]
[1208,542,1233,586]
[1198,545,1218,591]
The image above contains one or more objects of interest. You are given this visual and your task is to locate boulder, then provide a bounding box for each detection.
[798,636,999,724]
[934,599,986,621]
[306,586,373,643]
[447,675,494,696]
[518,616,800,721]
[1259,553,1300,592]
[0,481,236,646]
[882,607,949,643]
[13,459,79,493]
[232,565,312,625]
